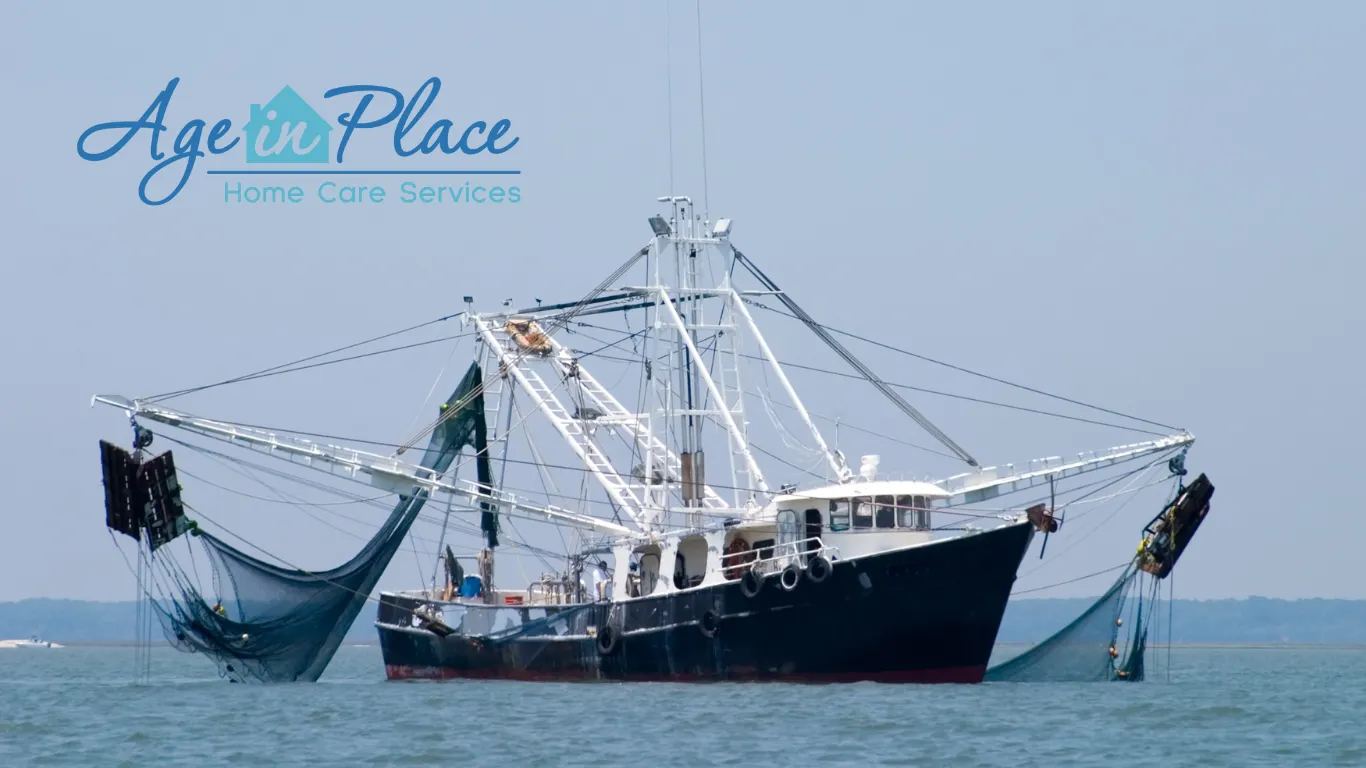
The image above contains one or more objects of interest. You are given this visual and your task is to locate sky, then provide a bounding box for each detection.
[0,1,1362,602]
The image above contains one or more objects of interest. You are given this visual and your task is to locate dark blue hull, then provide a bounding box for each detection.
[377,522,1034,683]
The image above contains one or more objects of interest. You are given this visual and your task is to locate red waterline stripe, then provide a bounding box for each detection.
[384,664,986,685]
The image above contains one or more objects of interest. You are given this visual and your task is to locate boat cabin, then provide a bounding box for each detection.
[761,479,949,560]
[591,479,951,602]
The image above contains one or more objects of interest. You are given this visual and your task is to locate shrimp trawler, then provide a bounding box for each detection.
[92,195,1209,684]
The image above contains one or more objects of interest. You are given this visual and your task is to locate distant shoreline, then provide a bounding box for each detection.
[9,597,1366,646]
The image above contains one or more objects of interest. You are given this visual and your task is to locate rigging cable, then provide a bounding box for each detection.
[1012,456,1175,577]
[751,354,1172,437]
[156,413,1175,531]
[503,401,563,543]
[432,494,454,595]
[741,387,958,460]
[1046,465,1175,560]
[554,321,959,458]
[147,314,467,403]
[1011,562,1131,596]
[733,250,978,466]
[564,318,1170,437]
[742,294,1181,433]
[165,435,559,560]
[179,457,562,567]
[395,246,649,454]
[567,323,959,470]
[402,332,466,440]
[748,439,827,483]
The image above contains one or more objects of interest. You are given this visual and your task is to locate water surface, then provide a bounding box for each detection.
[1,644,1362,766]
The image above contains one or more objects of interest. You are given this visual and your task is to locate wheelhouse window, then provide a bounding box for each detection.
[829,499,850,531]
[875,496,897,529]
[852,497,873,529]
[897,496,917,528]
[896,495,932,530]
[777,509,800,548]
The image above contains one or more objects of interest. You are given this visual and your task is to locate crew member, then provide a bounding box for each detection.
[593,560,610,601]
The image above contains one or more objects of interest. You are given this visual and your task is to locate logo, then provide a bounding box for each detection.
[76,77,520,205]
[245,86,331,163]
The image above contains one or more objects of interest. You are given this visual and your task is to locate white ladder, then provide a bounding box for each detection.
[477,316,730,525]
[544,330,730,513]
[475,318,653,529]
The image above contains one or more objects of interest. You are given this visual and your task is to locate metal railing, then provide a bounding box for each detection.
[527,576,579,605]
[720,536,838,579]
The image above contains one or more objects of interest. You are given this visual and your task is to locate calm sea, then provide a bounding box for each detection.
[1,644,1362,766]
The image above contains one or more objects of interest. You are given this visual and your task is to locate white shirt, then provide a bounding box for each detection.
[593,566,609,599]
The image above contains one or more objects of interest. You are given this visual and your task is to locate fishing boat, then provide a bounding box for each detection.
[92,194,1207,684]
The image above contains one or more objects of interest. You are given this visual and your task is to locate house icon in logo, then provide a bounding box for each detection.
[245,86,331,163]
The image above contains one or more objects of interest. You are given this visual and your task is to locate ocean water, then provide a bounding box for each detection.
[1,644,1363,767]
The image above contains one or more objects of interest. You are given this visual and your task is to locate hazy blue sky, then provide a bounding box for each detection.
[1,2,1361,602]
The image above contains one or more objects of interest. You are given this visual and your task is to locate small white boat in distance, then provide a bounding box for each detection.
[0,635,63,648]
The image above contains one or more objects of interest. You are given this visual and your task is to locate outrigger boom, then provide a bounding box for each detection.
[89,394,631,536]
[89,394,1191,534]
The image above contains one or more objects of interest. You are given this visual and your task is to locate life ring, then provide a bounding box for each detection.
[806,555,832,584]
[699,610,720,638]
[740,567,764,598]
[779,563,802,592]
[723,538,753,580]
[596,625,620,655]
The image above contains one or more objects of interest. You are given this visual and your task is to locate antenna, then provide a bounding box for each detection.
[665,0,675,198]
[695,0,710,223]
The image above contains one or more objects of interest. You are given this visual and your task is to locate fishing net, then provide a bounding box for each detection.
[143,362,493,682]
[985,564,1143,683]
[985,469,1213,683]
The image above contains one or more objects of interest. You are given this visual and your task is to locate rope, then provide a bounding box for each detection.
[1167,571,1175,682]
[1011,561,1131,595]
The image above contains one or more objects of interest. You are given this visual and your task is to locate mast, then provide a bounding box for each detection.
[464,196,881,530]
[646,196,773,522]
